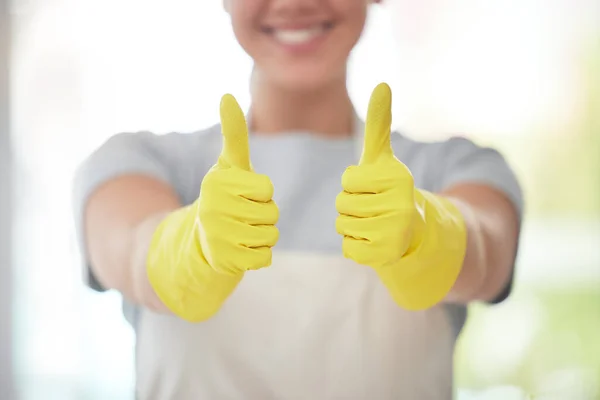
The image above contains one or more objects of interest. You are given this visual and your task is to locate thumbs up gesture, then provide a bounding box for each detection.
[336,83,419,268]
[147,94,279,322]
[336,83,468,311]
[199,94,280,274]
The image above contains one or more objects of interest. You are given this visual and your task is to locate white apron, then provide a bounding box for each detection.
[136,252,455,400]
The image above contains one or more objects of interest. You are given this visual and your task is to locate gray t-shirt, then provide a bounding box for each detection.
[73,118,522,400]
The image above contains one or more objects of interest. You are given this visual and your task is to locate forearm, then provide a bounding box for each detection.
[84,175,181,313]
[89,211,172,313]
[129,212,173,313]
[441,198,487,303]
[442,185,519,304]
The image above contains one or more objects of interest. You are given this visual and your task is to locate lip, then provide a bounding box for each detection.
[262,22,334,54]
[263,21,333,31]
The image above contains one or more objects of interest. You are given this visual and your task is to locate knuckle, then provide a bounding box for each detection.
[343,238,369,264]
[270,226,280,244]
[343,236,396,268]
[392,164,414,187]
[201,168,223,188]
[260,248,273,266]
[341,166,360,191]
[335,192,349,213]
[260,225,279,246]
[267,201,280,223]
[247,247,272,270]
[368,231,386,245]
[254,173,275,200]
[335,216,346,235]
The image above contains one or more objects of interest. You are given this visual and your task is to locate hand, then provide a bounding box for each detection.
[198,94,280,274]
[336,83,422,269]
[147,94,279,322]
[335,83,467,310]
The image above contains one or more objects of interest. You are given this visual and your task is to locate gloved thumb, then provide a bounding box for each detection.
[220,94,251,171]
[359,82,393,165]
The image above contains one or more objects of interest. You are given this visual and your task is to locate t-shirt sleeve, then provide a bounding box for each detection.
[72,132,175,292]
[436,136,524,304]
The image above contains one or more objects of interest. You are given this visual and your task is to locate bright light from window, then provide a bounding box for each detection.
[10,1,598,398]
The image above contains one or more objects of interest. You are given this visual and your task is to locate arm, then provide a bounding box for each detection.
[75,97,278,322]
[442,183,520,304]
[336,83,522,310]
[84,175,178,313]
[72,131,191,311]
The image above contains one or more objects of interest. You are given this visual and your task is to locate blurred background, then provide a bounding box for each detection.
[1,0,599,399]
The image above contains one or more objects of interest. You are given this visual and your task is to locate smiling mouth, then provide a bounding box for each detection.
[262,22,334,45]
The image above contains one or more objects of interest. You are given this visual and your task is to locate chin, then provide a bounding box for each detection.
[270,63,345,93]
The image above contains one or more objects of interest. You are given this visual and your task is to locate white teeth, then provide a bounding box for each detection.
[273,26,324,45]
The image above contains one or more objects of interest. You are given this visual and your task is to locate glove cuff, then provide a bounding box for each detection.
[375,190,467,310]
[147,203,242,322]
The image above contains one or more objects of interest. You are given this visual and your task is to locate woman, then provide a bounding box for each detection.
[74,0,523,398]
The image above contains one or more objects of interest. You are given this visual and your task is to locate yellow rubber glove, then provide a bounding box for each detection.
[147,94,279,322]
[335,83,467,310]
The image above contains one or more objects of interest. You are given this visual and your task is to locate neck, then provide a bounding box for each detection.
[249,68,355,138]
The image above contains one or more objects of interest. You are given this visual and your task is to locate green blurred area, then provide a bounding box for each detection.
[476,38,600,219]
[456,285,600,398]
[528,39,600,218]
[454,37,600,399]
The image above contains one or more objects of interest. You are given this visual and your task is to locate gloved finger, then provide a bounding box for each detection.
[341,236,379,267]
[204,169,275,203]
[232,246,273,271]
[341,165,403,194]
[212,193,279,225]
[216,245,272,273]
[238,199,279,226]
[237,224,280,248]
[335,214,379,241]
[336,212,405,242]
[336,191,386,218]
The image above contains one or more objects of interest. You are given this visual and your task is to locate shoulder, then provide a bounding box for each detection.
[75,124,223,205]
[391,132,489,161]
[90,125,222,175]
[100,124,221,156]
[391,131,523,215]
[391,131,512,174]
